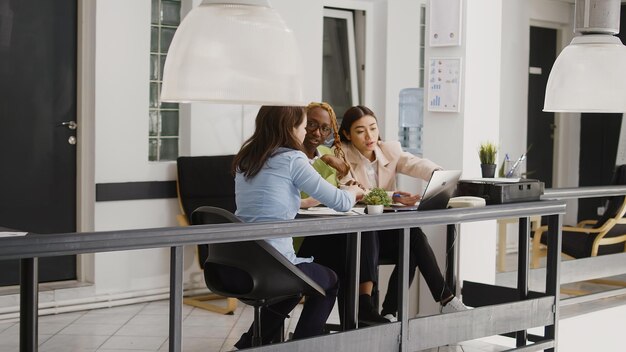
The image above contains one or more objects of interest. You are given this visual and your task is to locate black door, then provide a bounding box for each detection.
[577,5,626,222]
[527,26,556,188]
[0,1,77,284]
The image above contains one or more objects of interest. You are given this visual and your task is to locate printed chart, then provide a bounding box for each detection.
[427,58,461,112]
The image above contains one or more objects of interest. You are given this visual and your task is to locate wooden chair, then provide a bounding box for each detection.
[532,165,626,270]
[176,155,238,314]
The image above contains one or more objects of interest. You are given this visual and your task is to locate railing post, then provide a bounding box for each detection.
[516,217,530,346]
[445,224,458,295]
[169,246,184,352]
[346,231,361,330]
[398,228,410,352]
[545,214,562,352]
[20,257,38,352]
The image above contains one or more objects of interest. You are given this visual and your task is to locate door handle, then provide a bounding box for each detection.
[59,121,77,130]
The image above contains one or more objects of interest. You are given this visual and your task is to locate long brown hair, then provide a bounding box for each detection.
[306,102,348,164]
[338,105,379,142]
[233,105,306,179]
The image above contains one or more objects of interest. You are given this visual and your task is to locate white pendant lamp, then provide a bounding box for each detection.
[544,0,626,113]
[160,0,304,106]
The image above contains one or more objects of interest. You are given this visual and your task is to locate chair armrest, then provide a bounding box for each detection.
[177,214,190,227]
[576,219,597,227]
[561,225,604,233]
[256,240,326,297]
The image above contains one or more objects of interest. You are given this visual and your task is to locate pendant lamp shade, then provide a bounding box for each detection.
[544,35,626,113]
[544,0,626,113]
[161,0,304,106]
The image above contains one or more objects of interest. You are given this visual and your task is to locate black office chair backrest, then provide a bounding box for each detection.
[191,206,325,303]
[177,155,236,220]
[587,164,626,255]
[594,164,626,228]
[177,155,236,266]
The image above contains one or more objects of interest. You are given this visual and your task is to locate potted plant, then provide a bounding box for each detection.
[478,142,497,178]
[363,187,392,214]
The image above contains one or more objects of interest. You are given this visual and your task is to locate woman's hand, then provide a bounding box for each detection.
[344,183,365,202]
[300,197,321,209]
[343,179,366,191]
[320,154,351,179]
[392,191,420,206]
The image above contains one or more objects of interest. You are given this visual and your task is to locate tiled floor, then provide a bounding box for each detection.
[0,298,515,352]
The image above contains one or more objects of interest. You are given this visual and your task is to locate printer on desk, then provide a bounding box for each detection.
[456,179,544,205]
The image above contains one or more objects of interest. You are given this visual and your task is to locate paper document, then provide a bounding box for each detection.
[0,232,28,238]
[461,178,521,183]
[298,207,364,216]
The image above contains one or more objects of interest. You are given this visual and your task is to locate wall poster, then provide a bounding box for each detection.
[427,58,461,112]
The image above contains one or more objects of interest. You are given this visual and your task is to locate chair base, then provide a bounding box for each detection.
[183,294,237,315]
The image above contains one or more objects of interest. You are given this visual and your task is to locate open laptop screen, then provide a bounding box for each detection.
[384,170,462,212]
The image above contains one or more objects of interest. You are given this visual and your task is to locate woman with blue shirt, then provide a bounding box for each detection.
[232,105,364,348]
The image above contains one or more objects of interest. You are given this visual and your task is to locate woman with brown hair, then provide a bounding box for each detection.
[232,105,364,348]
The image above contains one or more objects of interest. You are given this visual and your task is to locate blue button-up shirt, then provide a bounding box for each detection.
[235,148,356,264]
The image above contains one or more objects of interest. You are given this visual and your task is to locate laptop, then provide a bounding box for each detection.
[384,170,462,212]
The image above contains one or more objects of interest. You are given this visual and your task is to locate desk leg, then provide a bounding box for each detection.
[498,221,507,272]
[545,214,562,352]
[445,224,458,295]
[169,246,183,352]
[345,232,360,330]
[516,217,530,347]
[20,258,38,352]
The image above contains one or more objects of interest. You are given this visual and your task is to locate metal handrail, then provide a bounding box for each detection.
[543,185,626,200]
[0,201,565,260]
[1,200,567,352]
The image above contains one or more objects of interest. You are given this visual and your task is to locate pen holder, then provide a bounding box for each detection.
[504,159,524,178]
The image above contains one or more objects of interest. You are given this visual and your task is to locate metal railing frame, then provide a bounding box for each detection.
[2,200,569,352]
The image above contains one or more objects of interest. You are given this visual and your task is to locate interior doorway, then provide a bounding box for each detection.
[0,0,78,285]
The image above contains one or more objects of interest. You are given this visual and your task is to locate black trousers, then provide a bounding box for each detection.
[298,227,452,317]
[234,262,338,348]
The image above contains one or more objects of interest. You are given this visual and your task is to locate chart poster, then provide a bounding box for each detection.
[427,58,461,112]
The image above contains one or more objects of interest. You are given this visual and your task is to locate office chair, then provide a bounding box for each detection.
[191,206,326,347]
[532,164,626,270]
[176,155,238,314]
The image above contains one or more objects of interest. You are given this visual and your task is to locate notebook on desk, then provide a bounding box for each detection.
[384,170,463,212]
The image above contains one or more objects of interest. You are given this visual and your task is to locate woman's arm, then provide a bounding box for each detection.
[291,154,361,212]
[385,141,442,181]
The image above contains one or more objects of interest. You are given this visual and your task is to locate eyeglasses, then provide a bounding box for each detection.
[306,121,333,136]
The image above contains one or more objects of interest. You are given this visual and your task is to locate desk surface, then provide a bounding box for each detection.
[298,207,365,216]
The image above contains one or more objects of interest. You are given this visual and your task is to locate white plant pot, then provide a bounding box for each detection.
[367,204,384,215]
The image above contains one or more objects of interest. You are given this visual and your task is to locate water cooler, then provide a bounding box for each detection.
[398,88,423,155]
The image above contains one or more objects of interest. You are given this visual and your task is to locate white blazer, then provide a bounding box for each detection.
[339,140,441,190]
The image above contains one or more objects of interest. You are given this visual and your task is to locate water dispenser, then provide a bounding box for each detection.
[398,88,423,155]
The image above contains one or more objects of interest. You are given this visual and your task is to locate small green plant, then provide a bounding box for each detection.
[478,142,497,165]
[363,187,392,206]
